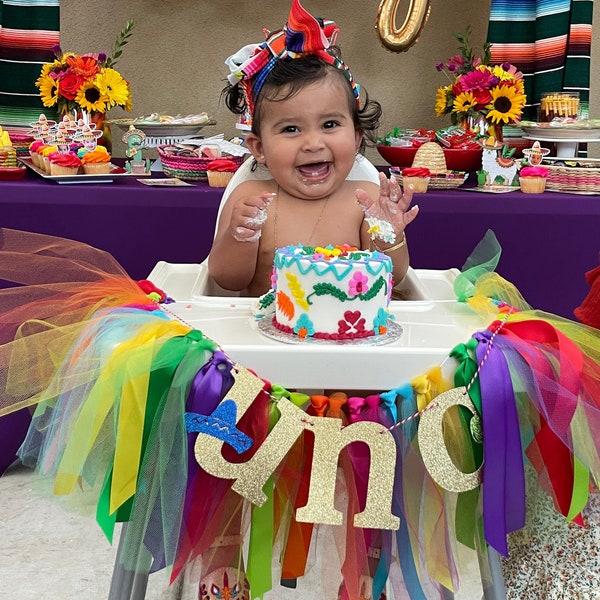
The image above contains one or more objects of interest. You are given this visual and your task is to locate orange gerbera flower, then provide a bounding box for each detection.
[66,54,100,79]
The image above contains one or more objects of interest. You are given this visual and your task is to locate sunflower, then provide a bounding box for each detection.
[486,85,526,124]
[95,68,130,108]
[435,86,451,116]
[75,80,108,112]
[37,75,60,108]
[453,90,478,114]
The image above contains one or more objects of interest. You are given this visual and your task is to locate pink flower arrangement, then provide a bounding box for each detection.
[435,27,527,128]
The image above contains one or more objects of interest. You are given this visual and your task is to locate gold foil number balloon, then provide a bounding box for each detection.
[376,0,432,52]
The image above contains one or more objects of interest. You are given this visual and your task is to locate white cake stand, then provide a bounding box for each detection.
[108,120,217,171]
[521,123,600,157]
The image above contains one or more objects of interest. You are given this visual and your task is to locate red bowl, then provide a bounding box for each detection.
[0,166,27,180]
[377,144,483,172]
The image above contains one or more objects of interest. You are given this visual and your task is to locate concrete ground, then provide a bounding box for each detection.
[0,460,486,600]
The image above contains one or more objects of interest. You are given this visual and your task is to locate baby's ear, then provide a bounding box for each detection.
[354,129,364,153]
[244,133,265,163]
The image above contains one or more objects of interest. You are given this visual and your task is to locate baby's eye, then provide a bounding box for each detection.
[323,120,340,130]
[282,125,299,133]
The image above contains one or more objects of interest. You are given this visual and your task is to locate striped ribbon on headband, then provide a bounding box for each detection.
[225,0,360,118]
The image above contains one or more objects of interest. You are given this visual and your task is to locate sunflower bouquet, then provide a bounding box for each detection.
[434,27,526,131]
[36,20,134,116]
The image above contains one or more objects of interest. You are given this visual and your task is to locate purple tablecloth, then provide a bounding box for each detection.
[1,167,222,280]
[2,168,599,472]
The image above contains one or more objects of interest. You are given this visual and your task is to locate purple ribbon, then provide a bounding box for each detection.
[184,350,234,500]
[475,330,525,556]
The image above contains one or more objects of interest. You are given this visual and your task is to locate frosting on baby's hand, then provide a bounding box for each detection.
[364,216,396,243]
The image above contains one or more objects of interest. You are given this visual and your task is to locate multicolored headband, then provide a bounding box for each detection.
[225,0,361,118]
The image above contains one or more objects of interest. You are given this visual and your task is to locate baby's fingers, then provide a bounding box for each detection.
[403,204,420,227]
[355,188,377,213]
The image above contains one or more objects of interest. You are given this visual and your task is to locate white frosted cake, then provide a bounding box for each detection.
[258,244,394,340]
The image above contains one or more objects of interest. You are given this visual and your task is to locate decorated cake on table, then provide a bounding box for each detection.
[258,244,394,340]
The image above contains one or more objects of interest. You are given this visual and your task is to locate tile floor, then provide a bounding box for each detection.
[1,461,486,600]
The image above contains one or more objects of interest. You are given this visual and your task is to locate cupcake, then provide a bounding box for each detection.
[519,166,549,194]
[206,158,239,187]
[48,151,82,176]
[77,143,107,159]
[401,166,431,193]
[29,140,44,167]
[80,147,111,174]
[40,145,58,173]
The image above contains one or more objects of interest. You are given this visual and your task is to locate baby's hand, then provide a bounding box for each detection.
[355,172,419,243]
[230,192,275,243]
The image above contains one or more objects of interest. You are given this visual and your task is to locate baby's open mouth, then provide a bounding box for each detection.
[297,162,331,179]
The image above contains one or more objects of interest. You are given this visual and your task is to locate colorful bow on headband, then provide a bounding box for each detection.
[225,0,360,118]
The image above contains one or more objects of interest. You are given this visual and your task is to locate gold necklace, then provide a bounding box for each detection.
[273,185,330,249]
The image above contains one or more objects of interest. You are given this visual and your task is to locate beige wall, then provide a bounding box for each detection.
[61,0,599,161]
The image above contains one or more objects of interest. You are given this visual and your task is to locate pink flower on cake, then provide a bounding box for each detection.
[349,271,370,296]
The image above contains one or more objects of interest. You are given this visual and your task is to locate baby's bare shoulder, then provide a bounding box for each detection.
[230,178,277,197]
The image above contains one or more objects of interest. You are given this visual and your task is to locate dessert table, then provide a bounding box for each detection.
[2,167,597,320]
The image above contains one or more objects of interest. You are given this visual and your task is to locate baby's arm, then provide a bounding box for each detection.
[355,173,419,284]
[207,186,274,291]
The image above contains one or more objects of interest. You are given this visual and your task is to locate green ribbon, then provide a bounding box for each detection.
[96,331,215,541]
[246,384,308,598]
[567,455,590,522]
[450,339,484,550]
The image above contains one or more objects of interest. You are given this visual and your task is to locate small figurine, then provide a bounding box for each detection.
[478,135,519,187]
[122,125,151,174]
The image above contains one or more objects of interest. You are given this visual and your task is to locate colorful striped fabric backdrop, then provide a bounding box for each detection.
[487,0,593,121]
[0,0,60,132]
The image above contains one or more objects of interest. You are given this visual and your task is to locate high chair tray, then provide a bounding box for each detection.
[147,262,484,389]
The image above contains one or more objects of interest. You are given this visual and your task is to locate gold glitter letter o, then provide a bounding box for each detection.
[417,386,482,492]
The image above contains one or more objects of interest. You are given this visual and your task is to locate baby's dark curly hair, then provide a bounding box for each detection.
[223,50,381,154]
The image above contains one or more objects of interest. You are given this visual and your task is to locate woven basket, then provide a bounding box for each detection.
[545,160,600,194]
[157,145,246,181]
[393,173,468,190]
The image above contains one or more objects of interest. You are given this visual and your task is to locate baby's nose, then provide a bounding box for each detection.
[301,130,325,151]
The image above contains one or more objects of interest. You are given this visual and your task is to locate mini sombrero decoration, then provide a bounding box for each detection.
[522,141,551,166]
[51,132,71,147]
[59,116,78,135]
[122,125,146,144]
[477,135,505,150]
[29,114,56,133]
[31,124,53,141]
[73,124,102,141]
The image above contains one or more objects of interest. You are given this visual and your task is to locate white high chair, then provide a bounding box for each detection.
[196,154,434,299]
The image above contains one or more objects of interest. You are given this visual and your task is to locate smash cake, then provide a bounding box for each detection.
[257,244,394,340]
